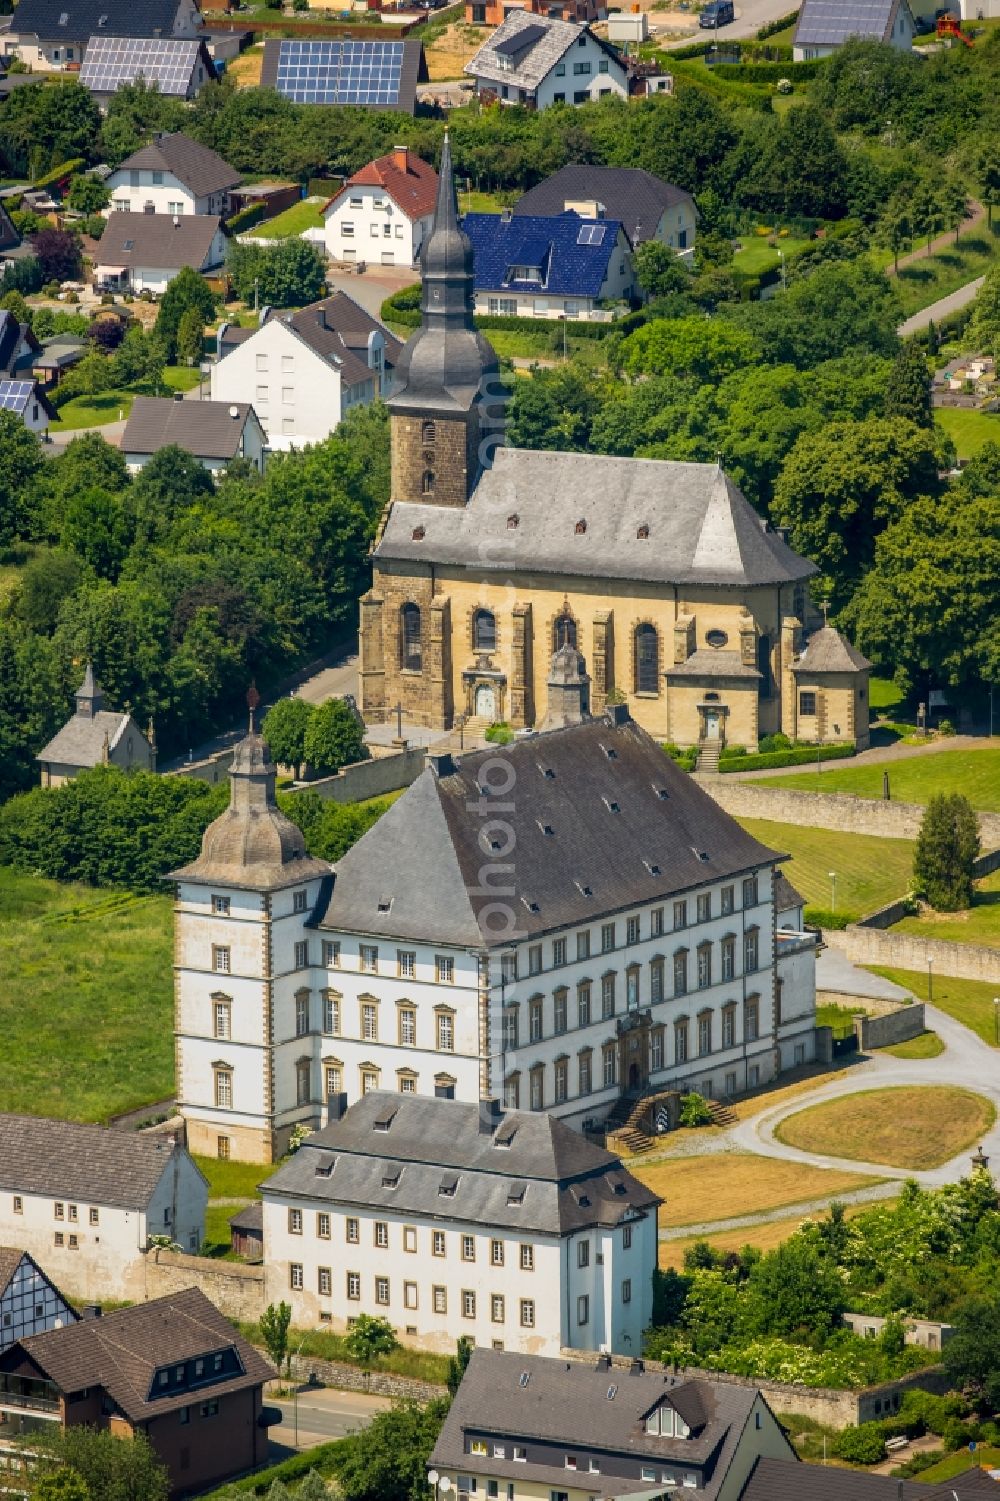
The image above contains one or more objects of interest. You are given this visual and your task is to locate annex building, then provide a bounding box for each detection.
[358,138,870,753]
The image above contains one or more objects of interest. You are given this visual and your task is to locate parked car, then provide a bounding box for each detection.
[700,0,734,25]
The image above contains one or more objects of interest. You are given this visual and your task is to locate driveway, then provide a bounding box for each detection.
[899,275,985,336]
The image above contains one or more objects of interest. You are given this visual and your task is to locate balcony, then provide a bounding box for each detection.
[0,1380,61,1418]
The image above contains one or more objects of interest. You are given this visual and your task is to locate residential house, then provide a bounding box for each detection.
[514,165,696,259]
[0,1250,77,1354]
[261,1092,659,1354]
[466,0,605,27]
[464,14,628,107]
[106,133,240,218]
[170,687,817,1165]
[5,0,203,71]
[430,1349,799,1500]
[0,1115,207,1303]
[0,310,39,377]
[79,35,216,106]
[323,146,438,270]
[742,1457,1000,1500]
[0,378,56,434]
[94,212,226,294]
[37,664,156,786]
[0,1289,275,1498]
[211,292,401,449]
[792,0,915,58]
[841,1312,954,1350]
[121,395,266,475]
[259,35,428,113]
[462,210,634,319]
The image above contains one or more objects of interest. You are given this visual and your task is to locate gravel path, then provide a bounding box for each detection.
[899,276,986,336]
[659,1179,899,1242]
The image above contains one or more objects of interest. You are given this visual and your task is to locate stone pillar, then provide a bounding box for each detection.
[429,598,453,729]
[510,603,533,728]
[358,593,386,722]
[592,611,614,713]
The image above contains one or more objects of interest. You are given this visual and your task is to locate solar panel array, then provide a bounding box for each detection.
[80,36,203,96]
[577,223,607,246]
[0,381,34,413]
[494,22,546,57]
[273,38,405,106]
[794,0,893,44]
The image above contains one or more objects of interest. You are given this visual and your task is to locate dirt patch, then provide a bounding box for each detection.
[425,20,487,79]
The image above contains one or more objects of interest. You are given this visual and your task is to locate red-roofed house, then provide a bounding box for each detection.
[323,146,439,270]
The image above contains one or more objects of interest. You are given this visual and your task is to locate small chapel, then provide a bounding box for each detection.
[359,138,870,753]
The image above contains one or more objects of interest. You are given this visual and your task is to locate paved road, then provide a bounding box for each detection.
[899,275,985,336]
[270,1386,392,1450]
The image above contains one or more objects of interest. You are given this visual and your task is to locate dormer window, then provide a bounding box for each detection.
[637,523,649,539]
[575,519,587,534]
[507,513,519,529]
[645,1404,690,1438]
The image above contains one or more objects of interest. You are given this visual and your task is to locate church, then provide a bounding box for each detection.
[359,138,870,753]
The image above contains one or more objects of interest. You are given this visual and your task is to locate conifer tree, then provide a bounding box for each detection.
[913,792,980,911]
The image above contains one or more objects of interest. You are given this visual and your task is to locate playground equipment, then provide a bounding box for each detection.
[936,13,974,44]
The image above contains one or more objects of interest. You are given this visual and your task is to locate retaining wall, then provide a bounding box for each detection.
[855,1002,926,1049]
[292,745,426,803]
[695,778,1000,848]
[824,925,1000,984]
[144,1248,266,1324]
[285,1351,445,1403]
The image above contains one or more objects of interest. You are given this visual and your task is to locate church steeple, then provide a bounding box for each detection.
[387,132,504,508]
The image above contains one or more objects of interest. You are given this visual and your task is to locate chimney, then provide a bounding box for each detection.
[479,1097,503,1133]
[392,144,409,174]
[82,1305,102,1320]
[173,390,183,401]
[630,1358,644,1376]
[606,702,630,727]
[596,1353,611,1371]
[429,751,455,778]
[327,1090,347,1122]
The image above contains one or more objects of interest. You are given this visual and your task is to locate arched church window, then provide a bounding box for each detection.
[634,623,659,695]
[553,614,577,651]
[473,608,497,653]
[421,470,434,495]
[401,604,422,672]
[422,419,436,445]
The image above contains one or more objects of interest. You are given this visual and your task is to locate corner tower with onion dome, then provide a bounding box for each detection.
[169,694,331,1164]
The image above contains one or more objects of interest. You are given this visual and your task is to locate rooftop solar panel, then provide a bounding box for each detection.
[795,0,895,43]
[79,35,204,96]
[0,380,35,412]
[493,22,547,56]
[271,37,405,106]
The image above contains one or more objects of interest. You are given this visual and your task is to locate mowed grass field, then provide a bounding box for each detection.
[893,223,1000,316]
[249,198,325,238]
[735,817,914,921]
[774,1085,995,1170]
[892,868,1000,947]
[867,965,1000,1046]
[630,1151,874,1227]
[764,747,1000,811]
[936,405,1000,459]
[0,866,174,1121]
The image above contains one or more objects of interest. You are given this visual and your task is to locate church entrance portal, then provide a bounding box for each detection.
[475,683,496,720]
[628,1062,641,1091]
[705,710,720,739]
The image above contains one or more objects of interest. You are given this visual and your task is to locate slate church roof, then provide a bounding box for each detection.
[261,1092,659,1235]
[791,625,871,675]
[313,707,784,948]
[375,449,817,590]
[36,664,143,771]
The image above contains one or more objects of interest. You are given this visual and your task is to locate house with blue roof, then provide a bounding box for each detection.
[462,210,634,320]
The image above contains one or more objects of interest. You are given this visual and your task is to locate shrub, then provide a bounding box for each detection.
[484,722,514,744]
[679,1092,714,1127]
[758,732,793,753]
[719,743,856,772]
[833,1423,887,1465]
[803,906,849,930]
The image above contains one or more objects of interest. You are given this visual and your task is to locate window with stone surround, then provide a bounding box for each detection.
[401,604,422,672]
[474,608,497,652]
[634,623,659,694]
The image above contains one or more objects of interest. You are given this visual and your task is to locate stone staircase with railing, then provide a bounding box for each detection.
[697,740,721,774]
[606,1088,682,1156]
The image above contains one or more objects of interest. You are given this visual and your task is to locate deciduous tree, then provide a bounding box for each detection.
[259,1301,292,1374]
[303,698,368,777]
[262,697,314,776]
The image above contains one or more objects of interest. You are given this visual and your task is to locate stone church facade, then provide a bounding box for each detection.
[359,139,870,752]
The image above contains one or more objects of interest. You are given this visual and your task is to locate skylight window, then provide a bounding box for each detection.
[382,1168,401,1188]
[507,1183,526,1205]
[577,223,607,246]
[519,1371,530,1388]
[439,1174,459,1196]
[537,822,554,837]
[575,882,593,898]
[521,897,540,914]
[644,861,661,876]
[603,798,621,814]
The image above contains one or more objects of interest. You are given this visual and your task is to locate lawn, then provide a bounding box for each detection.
[49,391,134,430]
[765,747,1000,812]
[193,1154,270,1201]
[816,1002,865,1032]
[882,1031,945,1059]
[867,965,1000,1047]
[891,868,1000,947]
[735,817,915,921]
[162,365,203,393]
[658,1198,889,1269]
[894,222,1000,317]
[0,866,173,1121]
[631,1151,874,1227]
[456,190,509,214]
[249,198,325,239]
[916,1448,1000,1483]
[869,675,907,714]
[935,405,1000,459]
[775,1085,995,1170]
[732,233,811,278]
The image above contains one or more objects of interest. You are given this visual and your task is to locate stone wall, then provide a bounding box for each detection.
[292,745,426,803]
[824,925,1000,984]
[559,1348,947,1428]
[695,778,1000,849]
[285,1351,446,1403]
[855,1002,926,1050]
[143,1248,266,1323]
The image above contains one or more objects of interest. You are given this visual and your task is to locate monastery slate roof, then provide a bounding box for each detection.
[0,1115,195,1210]
[514,165,694,246]
[261,1092,659,1236]
[97,212,223,273]
[431,1349,787,1501]
[742,1456,999,1501]
[375,450,817,590]
[114,133,240,198]
[773,871,805,914]
[463,211,624,298]
[36,708,131,768]
[6,1288,273,1419]
[10,0,189,37]
[665,649,760,680]
[791,625,871,674]
[314,709,784,947]
[122,396,259,459]
[464,11,621,91]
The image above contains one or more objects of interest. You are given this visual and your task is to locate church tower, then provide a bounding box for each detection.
[388,133,504,508]
[169,700,331,1164]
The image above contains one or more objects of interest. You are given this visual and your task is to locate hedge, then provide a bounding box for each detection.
[709,59,824,82]
[226,201,266,234]
[755,7,801,37]
[199,1441,343,1499]
[34,157,85,194]
[380,287,632,338]
[719,742,856,772]
[307,177,342,199]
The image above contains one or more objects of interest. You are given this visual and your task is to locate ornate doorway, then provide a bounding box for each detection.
[475,682,496,719]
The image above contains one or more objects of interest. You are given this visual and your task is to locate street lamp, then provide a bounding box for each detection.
[993,997,1000,1048]
[927,957,933,1005]
[828,872,837,915]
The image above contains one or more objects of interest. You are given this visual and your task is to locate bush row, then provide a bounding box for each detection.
[199,1442,342,1499]
[709,59,825,83]
[34,157,85,193]
[755,7,802,37]
[719,742,856,772]
[225,201,267,234]
[379,287,631,339]
[307,177,342,198]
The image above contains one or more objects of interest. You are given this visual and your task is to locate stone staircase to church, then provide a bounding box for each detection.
[606,1089,681,1156]
[697,741,721,773]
